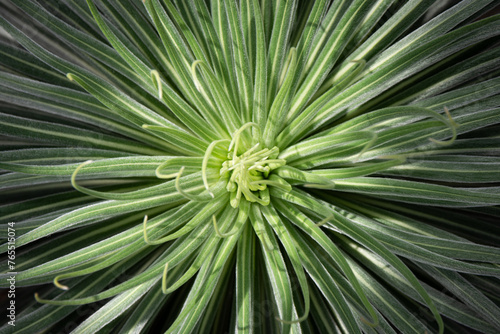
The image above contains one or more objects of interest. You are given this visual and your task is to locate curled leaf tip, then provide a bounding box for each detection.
[202,140,230,197]
[212,215,236,238]
[161,262,169,294]
[444,106,459,128]
[175,167,212,202]
[191,60,204,92]
[150,69,163,100]
[354,131,378,161]
[275,292,310,324]
[71,160,93,191]
[54,276,69,291]
[228,122,259,154]
[275,313,308,325]
[142,215,152,245]
[429,106,458,146]
[155,160,180,179]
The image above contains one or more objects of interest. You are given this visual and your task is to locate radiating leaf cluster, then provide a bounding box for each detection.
[1,0,500,333]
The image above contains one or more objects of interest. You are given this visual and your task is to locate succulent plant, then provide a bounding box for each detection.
[1,0,500,333]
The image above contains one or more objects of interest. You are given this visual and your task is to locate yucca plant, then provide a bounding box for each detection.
[1,0,500,333]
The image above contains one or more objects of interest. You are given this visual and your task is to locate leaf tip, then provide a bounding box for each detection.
[54,276,69,291]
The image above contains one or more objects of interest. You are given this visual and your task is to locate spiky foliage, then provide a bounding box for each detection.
[1,0,500,333]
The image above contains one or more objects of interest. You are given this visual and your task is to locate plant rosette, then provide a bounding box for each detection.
[1,1,500,333]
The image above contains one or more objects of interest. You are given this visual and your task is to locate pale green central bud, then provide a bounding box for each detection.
[220,144,285,208]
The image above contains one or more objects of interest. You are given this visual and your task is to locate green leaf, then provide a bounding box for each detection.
[235,221,255,333]
[257,205,293,334]
[332,177,500,207]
